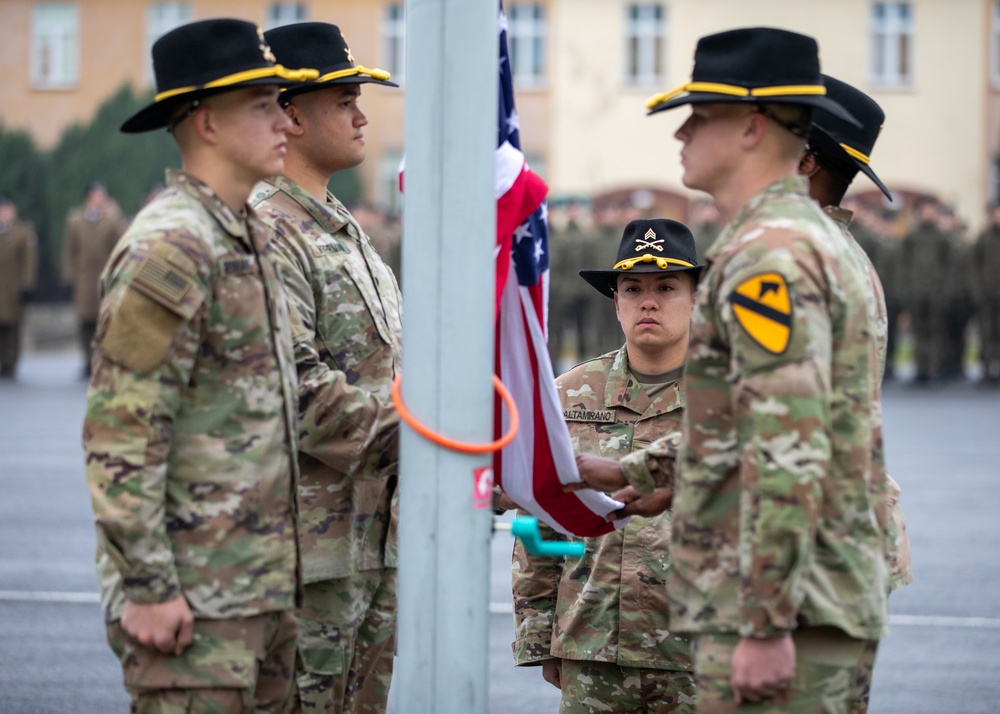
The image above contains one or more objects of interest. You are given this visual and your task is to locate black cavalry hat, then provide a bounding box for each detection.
[265,22,398,99]
[121,18,319,133]
[808,75,892,201]
[646,27,857,127]
[580,218,702,299]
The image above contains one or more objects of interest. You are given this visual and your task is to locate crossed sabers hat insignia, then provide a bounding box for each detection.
[635,228,664,252]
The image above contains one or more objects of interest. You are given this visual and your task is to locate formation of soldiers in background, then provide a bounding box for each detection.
[539,193,1000,384]
[3,184,1000,385]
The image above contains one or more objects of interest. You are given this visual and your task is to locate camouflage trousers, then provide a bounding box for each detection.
[106,609,298,714]
[290,568,397,714]
[558,659,696,713]
[691,628,871,714]
[848,640,879,714]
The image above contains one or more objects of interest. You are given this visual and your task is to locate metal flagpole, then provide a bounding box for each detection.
[396,0,498,712]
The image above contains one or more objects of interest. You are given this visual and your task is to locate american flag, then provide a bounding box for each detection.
[493,2,623,537]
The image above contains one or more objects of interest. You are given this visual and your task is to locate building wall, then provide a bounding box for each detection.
[550,0,991,230]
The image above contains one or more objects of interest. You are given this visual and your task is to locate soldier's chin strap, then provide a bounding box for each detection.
[390,373,518,454]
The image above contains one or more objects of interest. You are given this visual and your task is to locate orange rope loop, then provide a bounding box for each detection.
[390,373,519,454]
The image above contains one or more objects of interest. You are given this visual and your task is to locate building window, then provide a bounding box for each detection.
[383,4,406,84]
[508,3,546,87]
[265,2,307,30]
[31,3,79,89]
[146,3,191,85]
[870,2,913,88]
[625,4,665,87]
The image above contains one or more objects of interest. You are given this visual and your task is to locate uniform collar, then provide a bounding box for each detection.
[604,345,684,415]
[167,169,251,244]
[262,175,356,238]
[705,175,810,263]
[823,204,853,228]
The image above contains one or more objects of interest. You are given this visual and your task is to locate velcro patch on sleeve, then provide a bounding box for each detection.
[729,272,792,354]
[100,288,184,374]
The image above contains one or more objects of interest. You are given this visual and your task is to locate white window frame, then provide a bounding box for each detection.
[145,3,191,86]
[508,3,547,88]
[870,1,914,89]
[265,2,307,30]
[31,3,79,90]
[382,3,406,85]
[624,3,666,88]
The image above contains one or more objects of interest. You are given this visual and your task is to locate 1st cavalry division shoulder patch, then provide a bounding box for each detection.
[729,272,792,354]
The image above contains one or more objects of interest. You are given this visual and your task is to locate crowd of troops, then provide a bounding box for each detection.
[543,195,1000,385]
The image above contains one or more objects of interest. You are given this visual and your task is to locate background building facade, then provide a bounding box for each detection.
[1,0,998,228]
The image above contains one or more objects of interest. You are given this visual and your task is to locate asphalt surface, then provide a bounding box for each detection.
[2,350,999,713]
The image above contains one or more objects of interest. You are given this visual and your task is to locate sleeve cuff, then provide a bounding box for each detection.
[619,451,658,494]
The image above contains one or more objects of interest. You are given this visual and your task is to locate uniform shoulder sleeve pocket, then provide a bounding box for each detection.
[98,243,204,374]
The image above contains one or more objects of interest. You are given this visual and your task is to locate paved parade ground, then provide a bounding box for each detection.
[2,348,999,713]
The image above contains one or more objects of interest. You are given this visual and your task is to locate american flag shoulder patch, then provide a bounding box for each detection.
[134,253,193,305]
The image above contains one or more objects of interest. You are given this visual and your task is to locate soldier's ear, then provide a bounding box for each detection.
[798,150,820,178]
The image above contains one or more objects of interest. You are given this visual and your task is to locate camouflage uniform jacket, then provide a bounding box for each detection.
[826,206,912,592]
[84,170,301,623]
[251,176,402,581]
[511,346,692,671]
[667,176,889,640]
[0,218,38,323]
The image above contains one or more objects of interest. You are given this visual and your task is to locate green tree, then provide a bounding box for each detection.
[0,124,47,236]
[46,84,180,277]
[328,167,362,207]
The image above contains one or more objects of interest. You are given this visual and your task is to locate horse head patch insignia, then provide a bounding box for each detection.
[729,272,792,354]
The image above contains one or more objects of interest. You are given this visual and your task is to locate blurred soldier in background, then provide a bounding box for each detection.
[973,204,1000,384]
[548,200,597,372]
[688,196,723,259]
[901,198,953,382]
[939,207,974,381]
[586,203,630,358]
[61,181,126,375]
[0,196,38,378]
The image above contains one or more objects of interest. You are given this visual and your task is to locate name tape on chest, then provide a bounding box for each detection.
[222,256,257,276]
[729,272,792,354]
[313,242,349,257]
[563,408,616,423]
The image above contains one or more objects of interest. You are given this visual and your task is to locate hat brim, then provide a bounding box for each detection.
[648,91,860,128]
[281,73,399,99]
[809,126,893,202]
[579,264,703,299]
[121,76,296,134]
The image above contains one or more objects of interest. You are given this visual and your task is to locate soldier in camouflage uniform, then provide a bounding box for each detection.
[649,29,891,712]
[900,198,954,382]
[84,19,319,713]
[796,75,912,713]
[574,29,891,712]
[0,196,38,377]
[253,23,402,714]
[61,181,127,375]
[973,204,1000,383]
[512,218,700,713]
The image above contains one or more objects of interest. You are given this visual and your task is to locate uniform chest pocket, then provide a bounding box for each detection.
[316,260,391,372]
[209,253,270,360]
